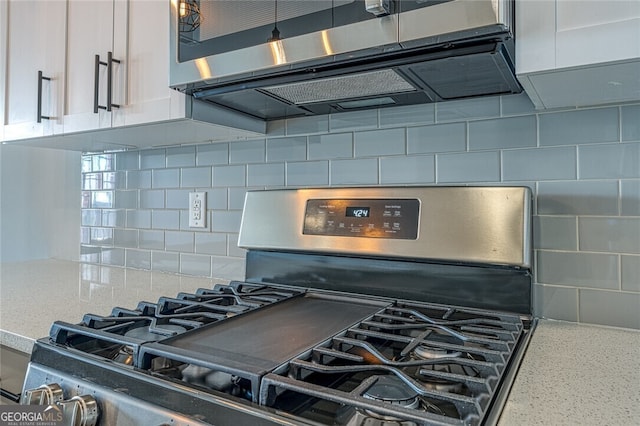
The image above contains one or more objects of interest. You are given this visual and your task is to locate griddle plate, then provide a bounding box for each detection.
[157,294,389,374]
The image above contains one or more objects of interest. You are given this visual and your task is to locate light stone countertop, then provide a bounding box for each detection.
[0,259,239,353]
[1,259,639,424]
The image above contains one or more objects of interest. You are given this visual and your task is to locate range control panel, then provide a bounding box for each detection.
[303,199,420,239]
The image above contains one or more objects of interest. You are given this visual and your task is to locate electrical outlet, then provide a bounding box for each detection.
[189,192,206,228]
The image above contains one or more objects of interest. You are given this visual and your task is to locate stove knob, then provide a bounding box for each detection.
[21,383,64,405]
[57,395,99,426]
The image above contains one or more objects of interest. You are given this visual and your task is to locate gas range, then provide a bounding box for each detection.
[21,186,534,426]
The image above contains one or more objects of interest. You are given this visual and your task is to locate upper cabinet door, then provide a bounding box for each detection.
[113,0,186,127]
[64,0,128,134]
[3,0,66,140]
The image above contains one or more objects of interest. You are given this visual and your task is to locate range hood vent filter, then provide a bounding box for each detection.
[261,69,417,105]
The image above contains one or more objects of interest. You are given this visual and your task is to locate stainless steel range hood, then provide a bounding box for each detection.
[170,0,521,121]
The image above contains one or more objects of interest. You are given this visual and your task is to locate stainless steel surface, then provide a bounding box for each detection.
[169,0,519,120]
[57,395,99,426]
[239,186,532,268]
[170,0,510,86]
[365,0,390,16]
[0,345,30,402]
[21,383,64,405]
[21,365,217,426]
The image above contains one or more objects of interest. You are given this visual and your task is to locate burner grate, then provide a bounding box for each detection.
[259,302,525,425]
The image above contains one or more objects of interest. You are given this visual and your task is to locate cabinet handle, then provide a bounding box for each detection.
[106,51,121,112]
[37,70,52,123]
[94,52,121,113]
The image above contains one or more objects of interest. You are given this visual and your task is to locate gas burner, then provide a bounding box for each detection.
[111,346,134,365]
[124,324,186,341]
[362,375,420,408]
[413,345,462,360]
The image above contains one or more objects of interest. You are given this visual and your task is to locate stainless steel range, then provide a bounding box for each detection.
[21,186,534,426]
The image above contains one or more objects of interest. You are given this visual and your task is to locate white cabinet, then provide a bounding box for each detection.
[517,0,640,109]
[3,0,66,140]
[64,0,127,133]
[2,0,265,150]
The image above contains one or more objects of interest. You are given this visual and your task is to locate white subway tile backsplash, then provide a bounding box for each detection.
[180,253,212,276]
[247,163,285,187]
[195,233,227,256]
[82,210,102,227]
[287,161,329,186]
[114,229,138,248]
[579,217,640,254]
[211,211,242,233]
[533,284,578,322]
[206,188,228,210]
[127,170,151,189]
[213,165,246,187]
[229,140,265,164]
[152,251,179,273]
[437,151,500,183]
[140,149,166,169]
[533,216,578,251]
[331,158,379,185]
[139,230,164,250]
[538,181,619,216]
[579,142,640,179]
[166,146,195,167]
[354,128,405,157]
[126,210,151,229]
[622,255,640,292]
[330,110,378,132]
[537,251,618,289]
[228,188,248,210]
[102,209,125,228]
[81,96,640,329]
[285,115,329,135]
[436,96,500,122]
[140,190,165,209]
[579,289,640,329]
[152,168,180,188]
[114,190,138,209]
[165,231,194,252]
[125,249,151,270]
[469,115,537,150]
[101,248,125,266]
[92,154,114,171]
[91,191,113,208]
[502,147,577,181]
[379,103,435,127]
[407,123,466,154]
[152,210,180,230]
[380,155,435,184]
[621,180,640,216]
[539,107,619,146]
[308,133,353,160]
[181,167,212,188]
[621,105,640,142]
[266,137,307,162]
[501,93,536,116]
[197,143,229,166]
[227,234,245,258]
[115,151,139,170]
[89,228,114,246]
[166,189,190,209]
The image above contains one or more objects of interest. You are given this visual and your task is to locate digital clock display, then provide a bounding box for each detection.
[345,207,370,218]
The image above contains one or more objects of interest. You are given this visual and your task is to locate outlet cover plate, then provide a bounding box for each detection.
[189,192,206,228]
